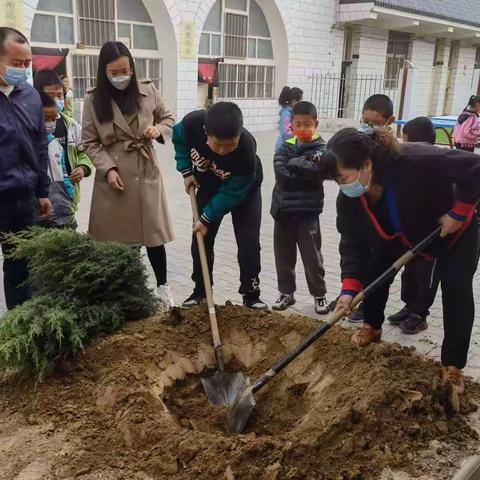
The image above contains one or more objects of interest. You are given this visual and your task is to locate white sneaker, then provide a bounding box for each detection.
[156,284,175,309]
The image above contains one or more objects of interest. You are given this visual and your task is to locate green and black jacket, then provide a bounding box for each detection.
[172,110,263,224]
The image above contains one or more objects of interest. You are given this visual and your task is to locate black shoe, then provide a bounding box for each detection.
[388,306,410,326]
[182,291,206,308]
[314,296,330,315]
[399,314,428,334]
[272,293,295,311]
[243,294,268,310]
[348,302,364,323]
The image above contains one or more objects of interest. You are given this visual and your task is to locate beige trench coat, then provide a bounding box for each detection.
[82,81,175,247]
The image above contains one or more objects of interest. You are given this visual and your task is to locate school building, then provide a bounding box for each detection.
[6,0,480,131]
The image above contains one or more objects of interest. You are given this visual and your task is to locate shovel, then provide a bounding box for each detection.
[229,227,442,433]
[189,187,247,406]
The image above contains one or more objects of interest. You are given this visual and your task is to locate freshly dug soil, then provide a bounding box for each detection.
[1,304,479,480]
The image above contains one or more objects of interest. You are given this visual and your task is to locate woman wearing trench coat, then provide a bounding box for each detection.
[82,41,175,307]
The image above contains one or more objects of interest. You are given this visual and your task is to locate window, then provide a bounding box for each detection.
[384,31,410,89]
[224,12,248,58]
[433,39,445,66]
[135,58,162,92]
[31,14,57,43]
[218,64,274,99]
[37,0,72,14]
[72,54,98,100]
[77,0,115,47]
[201,0,274,99]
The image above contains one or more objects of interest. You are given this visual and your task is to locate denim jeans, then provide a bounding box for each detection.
[0,193,36,310]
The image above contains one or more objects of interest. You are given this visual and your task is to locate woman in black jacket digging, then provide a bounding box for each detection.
[324,127,480,394]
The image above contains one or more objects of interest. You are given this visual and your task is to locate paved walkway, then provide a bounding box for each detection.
[1,130,479,381]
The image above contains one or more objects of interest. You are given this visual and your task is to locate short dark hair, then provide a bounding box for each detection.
[292,101,317,120]
[403,117,436,144]
[204,102,243,138]
[0,27,28,55]
[325,127,399,184]
[39,91,56,108]
[34,69,64,93]
[362,94,394,119]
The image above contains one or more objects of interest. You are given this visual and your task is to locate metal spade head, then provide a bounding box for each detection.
[201,370,248,407]
[228,378,256,434]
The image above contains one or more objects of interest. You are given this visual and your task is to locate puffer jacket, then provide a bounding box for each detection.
[270,135,326,219]
[453,110,480,147]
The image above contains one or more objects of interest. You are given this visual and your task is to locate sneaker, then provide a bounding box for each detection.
[348,302,364,323]
[388,306,410,326]
[324,297,338,313]
[182,291,206,308]
[156,284,175,309]
[314,296,331,315]
[399,314,428,334]
[441,366,465,395]
[243,294,268,310]
[272,293,296,311]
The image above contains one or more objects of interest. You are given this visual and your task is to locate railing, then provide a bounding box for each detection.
[309,72,402,120]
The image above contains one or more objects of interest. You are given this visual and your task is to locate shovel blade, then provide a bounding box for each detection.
[229,378,256,434]
[201,371,248,407]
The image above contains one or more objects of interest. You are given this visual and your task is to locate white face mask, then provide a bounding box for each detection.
[45,121,56,135]
[107,73,132,90]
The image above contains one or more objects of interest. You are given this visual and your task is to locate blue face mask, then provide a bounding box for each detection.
[55,99,65,113]
[339,171,371,198]
[1,61,28,87]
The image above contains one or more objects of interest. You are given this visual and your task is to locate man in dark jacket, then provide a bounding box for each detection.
[271,101,330,314]
[0,27,52,310]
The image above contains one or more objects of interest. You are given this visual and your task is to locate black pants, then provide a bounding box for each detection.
[132,245,167,286]
[191,183,262,296]
[401,257,440,316]
[0,194,36,310]
[274,213,326,297]
[147,245,167,287]
[364,220,479,369]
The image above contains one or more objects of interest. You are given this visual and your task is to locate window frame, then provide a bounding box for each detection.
[218,63,274,100]
[384,31,411,90]
[200,0,275,100]
[31,9,76,47]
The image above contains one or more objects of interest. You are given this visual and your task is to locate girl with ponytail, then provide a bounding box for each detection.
[324,127,480,395]
[275,86,303,152]
[453,94,480,152]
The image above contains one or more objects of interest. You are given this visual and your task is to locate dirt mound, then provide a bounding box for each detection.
[1,304,479,480]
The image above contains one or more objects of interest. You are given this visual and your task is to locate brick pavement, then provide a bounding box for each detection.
[1,130,479,381]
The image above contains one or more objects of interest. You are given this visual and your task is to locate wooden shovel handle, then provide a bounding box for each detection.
[189,187,222,348]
